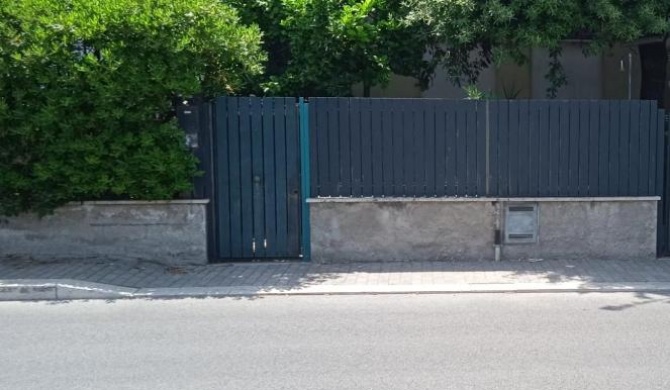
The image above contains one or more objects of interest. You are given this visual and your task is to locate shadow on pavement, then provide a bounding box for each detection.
[4,257,670,304]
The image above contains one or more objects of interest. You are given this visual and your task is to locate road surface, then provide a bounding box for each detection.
[2,293,670,390]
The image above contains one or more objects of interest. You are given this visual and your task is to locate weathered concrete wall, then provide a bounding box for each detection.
[310,200,495,263]
[0,200,209,265]
[503,200,657,261]
[309,198,658,263]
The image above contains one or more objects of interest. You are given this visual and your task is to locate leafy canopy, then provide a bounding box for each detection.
[406,0,670,97]
[0,0,264,216]
[231,0,439,96]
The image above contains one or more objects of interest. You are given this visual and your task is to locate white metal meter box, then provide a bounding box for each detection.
[504,203,539,244]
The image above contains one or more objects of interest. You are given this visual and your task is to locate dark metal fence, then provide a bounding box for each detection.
[200,97,668,260]
[309,98,665,198]
[658,113,670,255]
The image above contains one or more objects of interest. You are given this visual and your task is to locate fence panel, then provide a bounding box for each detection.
[370,99,384,197]
[425,100,437,196]
[309,98,663,199]
[517,101,530,196]
[508,100,520,196]
[619,103,632,195]
[476,100,487,195]
[489,101,501,196]
[215,98,232,258]
[445,104,458,196]
[392,100,405,196]
[465,101,478,195]
[434,102,448,196]
[566,101,580,196]
[350,98,362,197]
[558,101,571,196]
[226,98,243,257]
[360,99,374,197]
[262,98,278,257]
[250,98,266,257]
[498,100,511,196]
[659,112,670,255]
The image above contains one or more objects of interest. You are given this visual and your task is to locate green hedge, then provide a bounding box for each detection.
[0,0,265,216]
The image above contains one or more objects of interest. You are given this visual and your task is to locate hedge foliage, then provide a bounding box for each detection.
[0,0,264,216]
[230,0,439,97]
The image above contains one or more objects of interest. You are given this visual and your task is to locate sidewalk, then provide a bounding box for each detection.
[3,257,670,301]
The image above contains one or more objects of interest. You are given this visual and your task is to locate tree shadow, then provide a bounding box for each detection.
[496,258,670,311]
[3,257,670,304]
[598,291,670,311]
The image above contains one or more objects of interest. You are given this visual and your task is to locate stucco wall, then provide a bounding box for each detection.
[532,43,603,99]
[601,44,642,100]
[310,200,494,262]
[495,55,532,99]
[351,74,423,98]
[309,198,658,263]
[503,200,657,261]
[422,61,497,99]
[0,200,209,265]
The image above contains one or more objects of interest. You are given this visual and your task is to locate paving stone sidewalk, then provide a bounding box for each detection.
[3,257,670,293]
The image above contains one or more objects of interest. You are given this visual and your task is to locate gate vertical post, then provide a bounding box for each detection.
[299,97,311,261]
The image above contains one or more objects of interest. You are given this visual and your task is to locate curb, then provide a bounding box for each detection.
[3,279,670,301]
[0,280,137,301]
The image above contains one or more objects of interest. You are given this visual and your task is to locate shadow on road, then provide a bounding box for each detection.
[598,291,670,311]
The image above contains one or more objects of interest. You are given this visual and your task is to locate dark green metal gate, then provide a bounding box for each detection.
[658,113,670,256]
[213,97,303,260]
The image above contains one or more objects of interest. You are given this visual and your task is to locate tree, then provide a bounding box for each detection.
[230,0,440,96]
[0,0,265,216]
[406,0,670,106]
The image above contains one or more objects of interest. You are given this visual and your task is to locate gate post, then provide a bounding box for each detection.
[299,97,311,261]
[177,97,216,261]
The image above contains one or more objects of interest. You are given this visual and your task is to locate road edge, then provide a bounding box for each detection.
[3,279,670,301]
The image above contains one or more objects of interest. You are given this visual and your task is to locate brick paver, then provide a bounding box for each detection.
[3,257,670,290]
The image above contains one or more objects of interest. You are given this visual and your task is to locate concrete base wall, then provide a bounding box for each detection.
[503,200,657,261]
[0,200,209,265]
[309,198,658,263]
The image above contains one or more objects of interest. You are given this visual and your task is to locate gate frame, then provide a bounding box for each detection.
[177,97,217,262]
[658,113,670,256]
[204,97,309,262]
[299,97,311,262]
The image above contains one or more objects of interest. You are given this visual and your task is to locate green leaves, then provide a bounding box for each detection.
[0,0,264,216]
[407,0,670,97]
[231,0,438,96]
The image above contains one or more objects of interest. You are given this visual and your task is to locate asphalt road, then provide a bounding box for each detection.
[2,293,670,390]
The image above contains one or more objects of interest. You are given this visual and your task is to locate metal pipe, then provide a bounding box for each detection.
[493,201,502,262]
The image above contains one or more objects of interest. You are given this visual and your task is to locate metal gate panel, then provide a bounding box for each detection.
[214,97,301,260]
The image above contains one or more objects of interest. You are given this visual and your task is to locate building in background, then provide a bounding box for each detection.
[354,40,668,103]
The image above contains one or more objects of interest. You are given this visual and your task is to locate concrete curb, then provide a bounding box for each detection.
[0,280,137,301]
[3,279,670,301]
